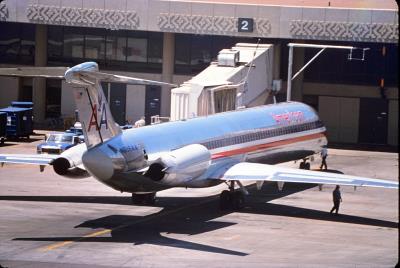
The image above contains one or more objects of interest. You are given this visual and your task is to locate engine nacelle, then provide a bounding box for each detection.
[144,144,211,186]
[51,143,90,179]
[52,157,90,179]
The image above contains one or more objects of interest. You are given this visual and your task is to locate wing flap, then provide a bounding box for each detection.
[221,162,398,189]
[0,154,58,165]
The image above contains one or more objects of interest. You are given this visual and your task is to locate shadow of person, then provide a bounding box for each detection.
[311,168,344,174]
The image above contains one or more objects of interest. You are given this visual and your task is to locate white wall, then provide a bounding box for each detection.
[318,96,360,143]
[60,80,76,118]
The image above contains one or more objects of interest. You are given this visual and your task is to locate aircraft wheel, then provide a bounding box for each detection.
[304,162,310,170]
[232,191,245,210]
[299,162,305,169]
[219,190,231,210]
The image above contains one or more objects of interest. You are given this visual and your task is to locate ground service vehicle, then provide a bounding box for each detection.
[37,132,82,154]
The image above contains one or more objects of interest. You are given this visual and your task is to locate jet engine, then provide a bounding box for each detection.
[51,143,90,179]
[144,144,211,186]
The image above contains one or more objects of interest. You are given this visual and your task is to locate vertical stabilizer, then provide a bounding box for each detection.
[73,82,122,149]
[64,61,176,148]
[65,62,122,149]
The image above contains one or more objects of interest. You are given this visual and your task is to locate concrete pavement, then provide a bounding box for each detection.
[0,137,398,267]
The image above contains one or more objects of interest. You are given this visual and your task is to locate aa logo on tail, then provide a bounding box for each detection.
[88,100,109,131]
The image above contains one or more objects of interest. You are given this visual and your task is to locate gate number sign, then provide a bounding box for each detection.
[238,18,254,32]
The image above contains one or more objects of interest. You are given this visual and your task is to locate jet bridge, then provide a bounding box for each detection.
[170,43,274,121]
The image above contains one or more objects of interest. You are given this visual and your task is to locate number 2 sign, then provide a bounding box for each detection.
[238,18,254,32]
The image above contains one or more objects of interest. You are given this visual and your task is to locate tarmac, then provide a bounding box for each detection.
[0,133,398,268]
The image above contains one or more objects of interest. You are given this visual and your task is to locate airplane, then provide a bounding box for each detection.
[0,61,397,209]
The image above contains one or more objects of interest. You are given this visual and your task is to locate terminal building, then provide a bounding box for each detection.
[0,0,398,147]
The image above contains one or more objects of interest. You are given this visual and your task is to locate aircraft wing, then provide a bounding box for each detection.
[220,162,398,189]
[0,154,58,165]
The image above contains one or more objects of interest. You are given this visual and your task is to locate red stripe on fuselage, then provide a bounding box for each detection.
[211,132,326,160]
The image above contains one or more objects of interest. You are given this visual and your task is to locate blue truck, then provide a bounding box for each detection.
[0,112,6,145]
[0,105,33,139]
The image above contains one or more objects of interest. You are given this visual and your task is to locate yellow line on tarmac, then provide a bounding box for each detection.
[40,229,112,252]
[42,240,75,251]
[39,195,218,252]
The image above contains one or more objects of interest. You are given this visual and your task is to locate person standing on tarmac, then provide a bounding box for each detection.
[320,145,328,170]
[330,185,342,215]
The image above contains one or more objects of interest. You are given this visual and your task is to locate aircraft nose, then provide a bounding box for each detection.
[82,146,114,181]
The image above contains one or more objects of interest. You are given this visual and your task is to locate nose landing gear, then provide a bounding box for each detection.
[299,159,310,170]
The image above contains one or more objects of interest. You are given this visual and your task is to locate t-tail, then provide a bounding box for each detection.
[65,62,122,148]
[73,81,121,148]
[64,62,177,149]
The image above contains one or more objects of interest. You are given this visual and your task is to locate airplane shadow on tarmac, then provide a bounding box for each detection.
[11,196,249,256]
[9,179,398,256]
[15,214,247,256]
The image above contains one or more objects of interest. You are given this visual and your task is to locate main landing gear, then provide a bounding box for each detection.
[299,159,310,170]
[219,181,247,210]
[131,192,156,205]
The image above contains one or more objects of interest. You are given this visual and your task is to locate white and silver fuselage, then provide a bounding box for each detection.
[82,102,327,193]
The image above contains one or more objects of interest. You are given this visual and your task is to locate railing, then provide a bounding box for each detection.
[150,115,170,125]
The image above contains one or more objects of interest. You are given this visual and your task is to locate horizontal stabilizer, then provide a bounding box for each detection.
[221,162,398,189]
[0,154,58,165]
[0,67,68,78]
[78,71,177,87]
[0,62,177,88]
